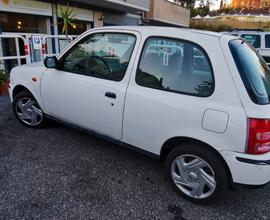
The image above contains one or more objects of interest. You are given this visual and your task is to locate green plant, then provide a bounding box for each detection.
[59,5,76,42]
[0,69,9,85]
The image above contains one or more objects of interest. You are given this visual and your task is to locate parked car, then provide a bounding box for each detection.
[223,29,270,66]
[8,26,270,204]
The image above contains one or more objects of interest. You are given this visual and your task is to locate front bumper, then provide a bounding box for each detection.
[221,151,270,186]
[8,82,14,103]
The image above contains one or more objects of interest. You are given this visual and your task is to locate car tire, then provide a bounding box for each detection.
[13,90,48,128]
[165,142,228,204]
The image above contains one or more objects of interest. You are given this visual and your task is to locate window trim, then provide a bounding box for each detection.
[58,32,137,82]
[135,36,215,98]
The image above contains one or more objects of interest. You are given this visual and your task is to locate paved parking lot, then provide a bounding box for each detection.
[0,95,269,219]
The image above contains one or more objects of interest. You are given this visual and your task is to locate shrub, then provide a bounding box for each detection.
[0,69,9,85]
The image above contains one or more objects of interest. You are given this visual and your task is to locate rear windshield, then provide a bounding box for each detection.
[229,39,270,105]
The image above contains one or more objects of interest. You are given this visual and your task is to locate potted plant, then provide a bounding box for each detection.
[0,69,9,95]
[59,4,76,43]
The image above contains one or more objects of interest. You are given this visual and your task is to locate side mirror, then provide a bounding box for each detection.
[44,56,59,69]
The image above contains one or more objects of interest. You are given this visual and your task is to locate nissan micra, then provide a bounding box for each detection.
[8,26,270,203]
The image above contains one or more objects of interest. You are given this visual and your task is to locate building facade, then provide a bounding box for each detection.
[0,0,190,70]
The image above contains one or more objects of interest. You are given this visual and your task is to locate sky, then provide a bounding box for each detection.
[211,0,232,10]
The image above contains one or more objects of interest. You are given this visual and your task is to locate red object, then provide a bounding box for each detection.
[32,77,37,82]
[0,81,9,96]
[247,118,270,154]
[24,44,29,56]
[42,44,46,54]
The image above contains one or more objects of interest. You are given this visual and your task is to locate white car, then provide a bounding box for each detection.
[224,30,270,66]
[8,26,270,204]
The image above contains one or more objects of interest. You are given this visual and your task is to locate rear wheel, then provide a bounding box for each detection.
[165,143,228,204]
[13,91,48,128]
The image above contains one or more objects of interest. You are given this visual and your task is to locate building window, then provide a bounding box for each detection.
[136,37,214,97]
[0,12,47,33]
[57,19,91,35]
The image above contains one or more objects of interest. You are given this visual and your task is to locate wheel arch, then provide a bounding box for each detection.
[160,136,233,184]
[12,85,32,99]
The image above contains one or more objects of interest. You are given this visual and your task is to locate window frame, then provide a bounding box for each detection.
[57,32,137,82]
[135,36,215,98]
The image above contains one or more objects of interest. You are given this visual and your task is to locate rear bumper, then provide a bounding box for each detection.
[221,151,270,186]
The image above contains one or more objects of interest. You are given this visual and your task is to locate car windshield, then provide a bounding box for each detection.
[229,39,270,105]
[265,35,270,48]
[240,34,261,48]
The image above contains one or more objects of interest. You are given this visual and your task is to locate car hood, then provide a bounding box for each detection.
[10,61,47,84]
[22,61,46,68]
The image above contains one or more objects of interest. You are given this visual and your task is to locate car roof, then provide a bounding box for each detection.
[89,26,226,39]
[230,30,270,34]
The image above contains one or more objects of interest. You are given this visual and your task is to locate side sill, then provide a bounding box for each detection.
[46,114,160,159]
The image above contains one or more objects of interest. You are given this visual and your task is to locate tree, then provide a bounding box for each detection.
[190,0,214,17]
[219,0,224,9]
[171,0,196,8]
[59,5,76,42]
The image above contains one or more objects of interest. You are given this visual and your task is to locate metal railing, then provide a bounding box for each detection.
[0,35,31,66]
[41,35,78,58]
[0,34,78,71]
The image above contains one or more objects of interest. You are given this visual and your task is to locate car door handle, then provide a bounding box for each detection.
[105,92,116,99]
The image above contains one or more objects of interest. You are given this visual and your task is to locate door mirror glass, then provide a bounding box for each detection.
[44,56,58,68]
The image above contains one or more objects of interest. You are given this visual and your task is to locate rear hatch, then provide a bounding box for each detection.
[220,35,270,119]
[221,35,270,154]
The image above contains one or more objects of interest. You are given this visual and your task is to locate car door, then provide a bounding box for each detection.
[41,30,139,140]
[123,36,217,155]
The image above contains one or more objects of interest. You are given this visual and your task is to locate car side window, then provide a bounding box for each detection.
[265,35,270,48]
[60,33,136,81]
[241,34,261,48]
[136,37,214,97]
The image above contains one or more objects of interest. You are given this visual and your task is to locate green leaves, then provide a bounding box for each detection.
[0,69,9,85]
[59,5,77,35]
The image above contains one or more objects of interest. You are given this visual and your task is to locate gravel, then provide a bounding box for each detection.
[0,95,269,219]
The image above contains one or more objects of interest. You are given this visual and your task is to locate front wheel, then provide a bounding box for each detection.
[13,91,48,128]
[165,143,229,204]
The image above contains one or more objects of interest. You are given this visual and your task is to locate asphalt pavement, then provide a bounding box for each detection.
[0,95,269,219]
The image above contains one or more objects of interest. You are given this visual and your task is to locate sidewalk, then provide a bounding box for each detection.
[0,95,11,127]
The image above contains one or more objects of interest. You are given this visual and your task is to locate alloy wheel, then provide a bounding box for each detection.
[15,97,43,126]
[171,154,216,199]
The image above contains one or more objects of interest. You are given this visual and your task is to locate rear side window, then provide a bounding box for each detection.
[265,35,270,48]
[229,39,270,105]
[241,34,261,48]
[136,37,214,97]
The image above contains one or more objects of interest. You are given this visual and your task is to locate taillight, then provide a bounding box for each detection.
[247,118,270,154]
